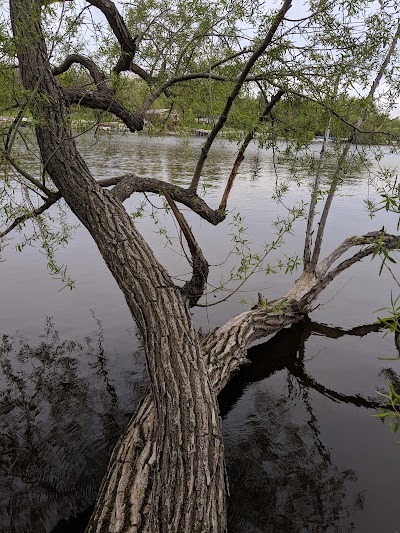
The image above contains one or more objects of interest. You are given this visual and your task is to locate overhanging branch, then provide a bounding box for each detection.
[63,87,144,131]
[86,0,136,73]
[106,174,226,225]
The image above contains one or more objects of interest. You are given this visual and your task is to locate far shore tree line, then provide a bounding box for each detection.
[2,66,400,143]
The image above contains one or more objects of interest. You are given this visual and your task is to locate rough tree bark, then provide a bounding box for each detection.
[10,0,226,531]
[86,229,400,532]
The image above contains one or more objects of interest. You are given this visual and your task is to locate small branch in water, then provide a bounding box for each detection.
[188,0,292,194]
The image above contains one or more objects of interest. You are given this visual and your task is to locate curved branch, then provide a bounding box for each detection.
[106,174,226,225]
[52,54,108,91]
[86,0,136,73]
[210,46,254,70]
[63,87,144,131]
[298,232,400,308]
[316,231,400,279]
[163,191,209,306]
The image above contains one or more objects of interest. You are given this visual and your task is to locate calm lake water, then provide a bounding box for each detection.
[0,133,399,532]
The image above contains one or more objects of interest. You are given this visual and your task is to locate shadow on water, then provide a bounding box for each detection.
[0,316,398,532]
[220,318,399,533]
[0,317,146,533]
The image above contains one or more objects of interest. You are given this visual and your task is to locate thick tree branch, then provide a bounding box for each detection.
[219,88,286,211]
[106,174,226,225]
[86,0,136,73]
[131,62,153,85]
[52,54,108,91]
[163,191,209,306]
[63,87,144,131]
[188,0,292,194]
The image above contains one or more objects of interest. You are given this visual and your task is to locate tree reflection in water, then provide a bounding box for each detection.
[0,317,398,532]
[0,317,146,533]
[220,318,398,533]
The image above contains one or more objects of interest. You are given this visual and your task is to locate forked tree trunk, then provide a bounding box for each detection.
[87,281,318,532]
[87,302,306,532]
[88,253,400,532]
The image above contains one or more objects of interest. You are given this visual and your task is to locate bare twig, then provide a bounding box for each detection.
[219,88,286,211]
[310,23,400,269]
[303,119,332,269]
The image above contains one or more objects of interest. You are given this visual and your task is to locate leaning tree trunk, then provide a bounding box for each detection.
[87,302,305,532]
[10,1,226,531]
[87,243,400,532]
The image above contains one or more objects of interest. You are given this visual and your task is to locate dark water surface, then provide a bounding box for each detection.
[1,134,399,532]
